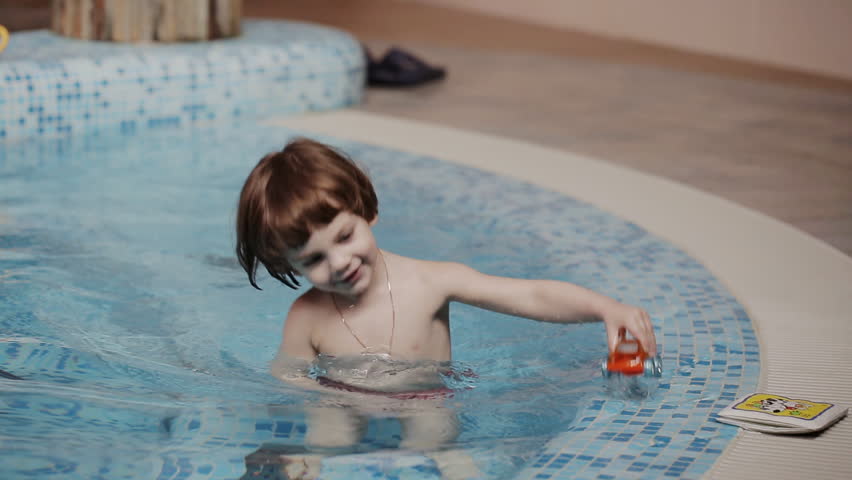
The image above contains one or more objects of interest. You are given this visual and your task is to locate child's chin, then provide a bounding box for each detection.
[348,271,371,292]
[331,281,366,297]
[344,281,368,296]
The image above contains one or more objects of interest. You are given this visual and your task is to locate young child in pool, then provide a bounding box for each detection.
[235,138,657,478]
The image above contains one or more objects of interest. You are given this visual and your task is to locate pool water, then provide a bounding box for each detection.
[0,124,624,479]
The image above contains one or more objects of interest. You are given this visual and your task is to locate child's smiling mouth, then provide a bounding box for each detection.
[341,266,362,285]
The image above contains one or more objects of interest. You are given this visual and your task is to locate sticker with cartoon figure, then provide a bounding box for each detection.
[734,393,833,420]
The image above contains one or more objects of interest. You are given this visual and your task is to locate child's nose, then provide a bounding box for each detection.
[328,250,350,277]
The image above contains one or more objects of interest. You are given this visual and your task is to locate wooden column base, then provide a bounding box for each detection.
[51,0,242,43]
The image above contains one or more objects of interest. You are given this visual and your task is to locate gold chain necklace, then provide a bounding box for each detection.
[331,250,396,355]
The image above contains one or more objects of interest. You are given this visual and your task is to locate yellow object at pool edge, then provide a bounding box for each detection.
[0,25,9,54]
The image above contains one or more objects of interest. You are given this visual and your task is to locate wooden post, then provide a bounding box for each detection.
[51,0,242,42]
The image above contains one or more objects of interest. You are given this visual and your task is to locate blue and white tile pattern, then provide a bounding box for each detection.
[0,20,364,141]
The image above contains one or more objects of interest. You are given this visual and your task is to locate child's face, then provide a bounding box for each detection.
[285,211,379,298]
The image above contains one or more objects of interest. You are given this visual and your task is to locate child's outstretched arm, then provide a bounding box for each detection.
[434,262,657,355]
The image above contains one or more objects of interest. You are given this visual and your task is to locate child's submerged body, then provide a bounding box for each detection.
[314,353,451,395]
[236,138,658,478]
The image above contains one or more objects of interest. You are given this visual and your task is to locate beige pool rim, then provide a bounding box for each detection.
[268,110,852,480]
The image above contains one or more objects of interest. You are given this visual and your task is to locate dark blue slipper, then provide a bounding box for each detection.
[367,46,446,87]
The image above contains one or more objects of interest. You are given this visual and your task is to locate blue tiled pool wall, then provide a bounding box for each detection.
[0,20,365,142]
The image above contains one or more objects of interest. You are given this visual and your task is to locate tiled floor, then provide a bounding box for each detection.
[242,0,852,258]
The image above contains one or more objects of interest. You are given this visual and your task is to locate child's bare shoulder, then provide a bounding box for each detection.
[390,253,451,275]
[394,255,474,289]
[416,257,471,274]
[287,287,330,320]
[281,288,332,348]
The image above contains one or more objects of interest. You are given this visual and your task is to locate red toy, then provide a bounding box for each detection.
[602,330,662,377]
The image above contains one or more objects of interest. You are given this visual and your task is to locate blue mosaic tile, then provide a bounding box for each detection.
[0,20,364,141]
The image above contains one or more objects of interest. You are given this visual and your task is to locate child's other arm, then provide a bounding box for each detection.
[436,262,656,355]
[269,297,324,391]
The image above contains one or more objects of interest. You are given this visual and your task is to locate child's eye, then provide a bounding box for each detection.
[303,255,322,267]
[339,231,353,242]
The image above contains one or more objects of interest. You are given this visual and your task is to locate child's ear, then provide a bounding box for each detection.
[369,214,379,226]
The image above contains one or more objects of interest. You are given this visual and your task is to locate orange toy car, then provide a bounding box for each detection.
[602,331,662,377]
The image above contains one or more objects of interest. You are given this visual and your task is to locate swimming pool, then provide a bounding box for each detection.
[0,120,758,479]
[0,19,763,480]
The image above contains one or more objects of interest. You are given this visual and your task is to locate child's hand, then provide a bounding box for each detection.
[603,302,657,355]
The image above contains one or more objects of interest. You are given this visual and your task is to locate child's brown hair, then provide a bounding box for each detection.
[236,138,378,289]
